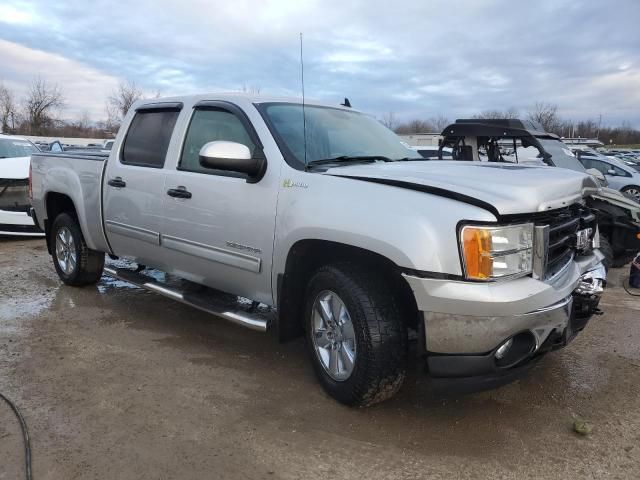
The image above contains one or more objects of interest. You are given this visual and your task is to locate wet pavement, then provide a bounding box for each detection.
[1,237,639,479]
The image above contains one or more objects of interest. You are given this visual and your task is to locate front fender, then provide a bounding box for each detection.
[271,171,496,295]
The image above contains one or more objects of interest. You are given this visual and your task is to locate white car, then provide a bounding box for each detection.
[0,134,44,236]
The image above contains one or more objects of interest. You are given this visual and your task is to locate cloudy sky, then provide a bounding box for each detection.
[1,0,639,126]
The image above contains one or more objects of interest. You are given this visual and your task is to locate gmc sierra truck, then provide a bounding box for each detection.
[30,94,606,406]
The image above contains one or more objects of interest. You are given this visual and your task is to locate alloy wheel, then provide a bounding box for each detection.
[311,290,357,381]
[55,226,77,275]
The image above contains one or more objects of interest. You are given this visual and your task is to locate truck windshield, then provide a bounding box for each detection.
[259,103,414,168]
[0,138,40,158]
[536,138,586,172]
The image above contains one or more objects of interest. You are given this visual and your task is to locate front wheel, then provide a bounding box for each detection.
[304,263,408,407]
[51,213,105,286]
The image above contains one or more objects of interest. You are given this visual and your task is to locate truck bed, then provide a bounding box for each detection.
[30,151,111,253]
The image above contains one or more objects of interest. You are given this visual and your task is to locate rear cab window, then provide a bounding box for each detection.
[121,105,181,168]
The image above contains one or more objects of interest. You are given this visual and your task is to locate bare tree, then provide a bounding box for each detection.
[429,114,450,131]
[107,80,143,122]
[395,119,434,134]
[380,111,396,130]
[240,83,261,95]
[0,82,17,133]
[74,110,92,130]
[23,77,65,135]
[105,102,121,132]
[473,107,519,120]
[527,102,559,132]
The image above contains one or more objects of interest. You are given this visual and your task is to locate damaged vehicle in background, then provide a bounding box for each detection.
[408,145,453,159]
[438,119,640,269]
[0,133,43,236]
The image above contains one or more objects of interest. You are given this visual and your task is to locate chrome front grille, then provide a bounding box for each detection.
[527,206,597,280]
[546,212,579,278]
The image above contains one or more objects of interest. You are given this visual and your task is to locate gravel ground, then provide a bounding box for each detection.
[1,237,639,479]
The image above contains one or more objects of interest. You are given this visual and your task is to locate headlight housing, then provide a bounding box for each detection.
[459,223,534,280]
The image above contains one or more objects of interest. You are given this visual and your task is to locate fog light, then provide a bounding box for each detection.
[495,338,513,360]
[494,332,536,368]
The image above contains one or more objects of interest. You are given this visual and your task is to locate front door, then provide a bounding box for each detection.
[160,101,279,305]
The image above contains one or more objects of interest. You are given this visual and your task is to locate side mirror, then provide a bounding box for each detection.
[585,168,607,186]
[198,141,266,181]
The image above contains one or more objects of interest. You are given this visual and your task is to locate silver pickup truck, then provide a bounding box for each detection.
[30,94,606,406]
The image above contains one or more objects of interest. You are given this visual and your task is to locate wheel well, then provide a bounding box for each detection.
[44,192,78,253]
[275,239,419,342]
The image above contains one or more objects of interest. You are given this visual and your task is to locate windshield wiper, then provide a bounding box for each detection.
[305,155,392,170]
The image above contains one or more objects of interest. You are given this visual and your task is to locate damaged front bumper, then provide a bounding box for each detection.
[403,253,606,379]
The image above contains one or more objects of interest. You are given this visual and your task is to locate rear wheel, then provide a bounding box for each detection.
[51,213,104,286]
[304,263,408,407]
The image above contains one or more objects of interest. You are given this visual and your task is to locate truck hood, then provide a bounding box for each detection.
[0,156,30,179]
[324,161,599,216]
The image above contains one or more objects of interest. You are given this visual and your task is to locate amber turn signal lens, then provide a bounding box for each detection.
[462,227,493,279]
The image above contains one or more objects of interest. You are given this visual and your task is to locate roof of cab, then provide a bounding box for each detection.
[133,93,357,112]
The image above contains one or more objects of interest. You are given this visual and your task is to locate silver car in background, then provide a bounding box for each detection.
[577,150,640,203]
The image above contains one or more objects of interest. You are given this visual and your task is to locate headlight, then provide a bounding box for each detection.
[459,223,534,280]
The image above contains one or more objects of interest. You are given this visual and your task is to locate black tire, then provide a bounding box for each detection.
[612,252,636,269]
[304,263,408,407]
[51,213,105,286]
[599,235,614,271]
[621,186,640,204]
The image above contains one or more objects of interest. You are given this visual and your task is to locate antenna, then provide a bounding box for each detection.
[300,32,308,166]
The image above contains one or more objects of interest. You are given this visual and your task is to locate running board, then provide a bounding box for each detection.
[103,266,272,332]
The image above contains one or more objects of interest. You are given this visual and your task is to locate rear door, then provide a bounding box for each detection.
[160,100,280,305]
[102,103,181,269]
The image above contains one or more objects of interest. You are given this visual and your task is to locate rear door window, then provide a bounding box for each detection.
[122,109,180,168]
